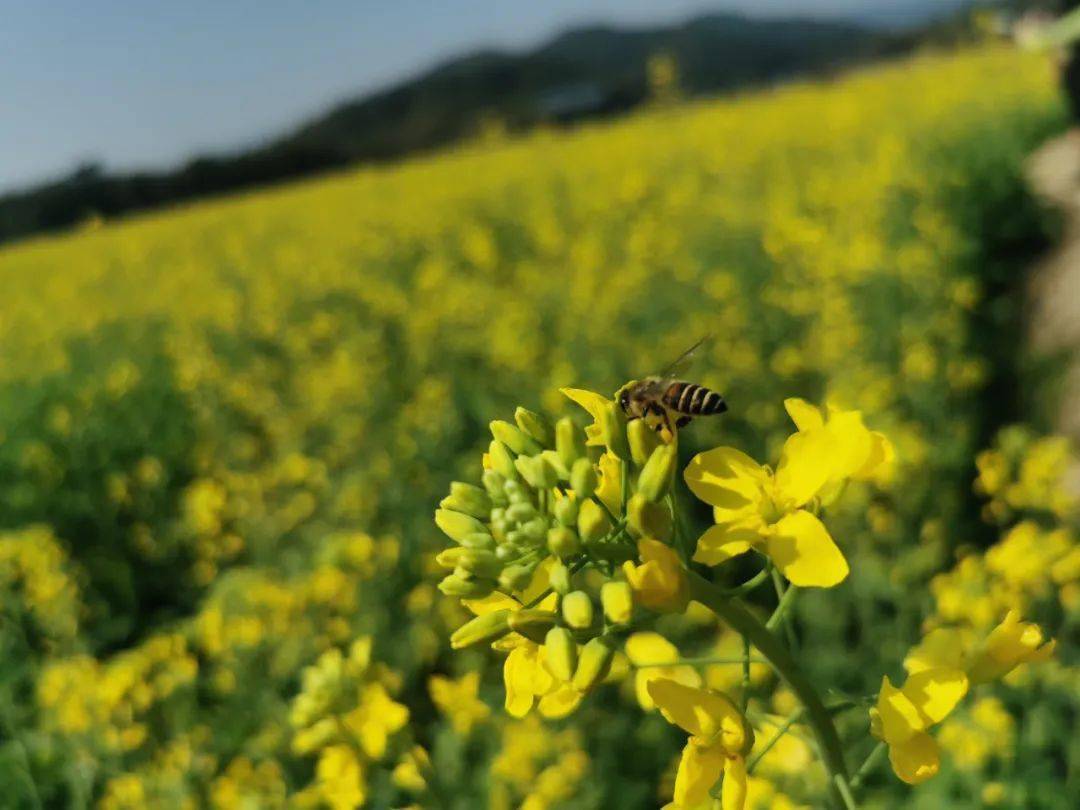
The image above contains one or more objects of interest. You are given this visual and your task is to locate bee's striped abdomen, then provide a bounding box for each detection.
[663,381,727,416]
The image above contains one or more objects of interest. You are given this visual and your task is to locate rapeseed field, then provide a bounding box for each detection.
[0,46,1074,808]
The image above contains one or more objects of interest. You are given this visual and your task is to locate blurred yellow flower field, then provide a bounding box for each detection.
[0,45,1075,808]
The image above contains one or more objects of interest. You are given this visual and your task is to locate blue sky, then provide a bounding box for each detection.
[0,1,962,192]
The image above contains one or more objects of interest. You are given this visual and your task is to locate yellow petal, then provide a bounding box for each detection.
[903,628,968,675]
[875,676,926,745]
[538,684,584,719]
[560,387,610,420]
[857,431,895,479]
[647,679,745,746]
[674,741,725,807]
[693,522,758,566]
[821,409,873,481]
[900,668,967,725]
[684,447,767,511]
[721,756,747,810]
[766,510,848,588]
[783,398,824,432]
[462,592,522,616]
[888,731,940,785]
[774,430,834,507]
[503,646,539,717]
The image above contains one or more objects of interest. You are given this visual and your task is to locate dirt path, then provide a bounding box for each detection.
[1026,130,1080,488]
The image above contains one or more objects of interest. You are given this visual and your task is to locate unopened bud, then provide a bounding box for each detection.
[499,564,534,592]
[435,509,489,545]
[601,581,633,624]
[547,525,582,558]
[515,455,558,490]
[454,548,502,579]
[490,420,542,456]
[545,627,578,682]
[549,561,572,595]
[553,495,579,527]
[540,450,569,481]
[572,636,616,692]
[460,531,496,550]
[438,574,496,599]
[556,417,587,468]
[570,458,598,500]
[638,445,677,503]
[507,609,558,643]
[627,418,662,467]
[482,469,508,502]
[577,499,611,543]
[488,440,519,480]
[450,609,512,649]
[515,407,553,447]
[562,591,594,630]
[627,493,673,541]
[599,402,630,460]
[440,482,492,520]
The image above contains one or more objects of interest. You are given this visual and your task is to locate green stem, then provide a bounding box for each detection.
[747,708,804,773]
[716,567,771,596]
[767,568,798,648]
[849,741,887,791]
[688,571,852,809]
[740,634,751,712]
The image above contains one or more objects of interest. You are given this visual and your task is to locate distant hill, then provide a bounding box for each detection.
[0,13,918,246]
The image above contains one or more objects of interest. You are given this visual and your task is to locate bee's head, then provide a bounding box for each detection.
[616,382,635,415]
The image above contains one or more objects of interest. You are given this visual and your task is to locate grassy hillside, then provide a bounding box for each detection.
[0,46,1072,808]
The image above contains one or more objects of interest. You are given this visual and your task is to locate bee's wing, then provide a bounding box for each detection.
[656,335,713,379]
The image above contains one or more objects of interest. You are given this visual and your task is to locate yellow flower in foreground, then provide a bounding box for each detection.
[967,611,1055,684]
[624,632,701,710]
[623,538,689,612]
[870,668,968,784]
[316,745,366,810]
[684,432,848,587]
[904,611,1055,685]
[784,398,894,485]
[503,638,584,719]
[648,679,754,810]
[429,671,490,735]
[560,387,609,446]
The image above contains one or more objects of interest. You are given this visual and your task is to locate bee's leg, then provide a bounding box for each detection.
[675,415,692,429]
[649,403,671,434]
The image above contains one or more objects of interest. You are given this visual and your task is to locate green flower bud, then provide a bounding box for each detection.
[599,401,630,460]
[572,636,616,692]
[435,509,488,545]
[495,544,518,562]
[450,609,512,649]
[561,590,594,630]
[505,502,537,524]
[627,417,662,467]
[462,531,496,549]
[490,420,542,456]
[627,492,673,541]
[577,499,611,543]
[519,517,550,544]
[438,574,496,599]
[515,454,558,490]
[507,609,557,643]
[570,458,598,500]
[540,450,570,481]
[601,581,633,624]
[544,627,578,682]
[482,469,508,502]
[499,564,533,592]
[547,525,582,558]
[435,548,468,569]
[455,549,502,579]
[549,561,572,595]
[556,417,587,468]
[515,407,554,447]
[489,440,519,480]
[553,496,579,527]
[637,444,677,503]
[440,482,492,520]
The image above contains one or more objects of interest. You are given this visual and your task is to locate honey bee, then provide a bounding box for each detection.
[618,337,727,434]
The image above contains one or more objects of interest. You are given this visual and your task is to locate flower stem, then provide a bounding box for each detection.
[716,567,771,596]
[767,568,798,649]
[849,741,887,790]
[746,708,804,773]
[687,571,852,810]
[740,634,752,712]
